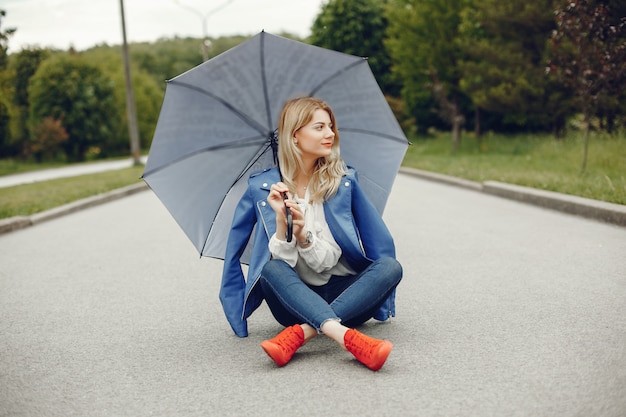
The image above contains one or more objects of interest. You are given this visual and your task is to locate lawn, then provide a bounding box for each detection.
[0,165,145,219]
[402,131,625,205]
[0,131,624,220]
[0,156,133,176]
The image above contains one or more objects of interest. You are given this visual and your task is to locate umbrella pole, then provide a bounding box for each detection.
[282,192,293,242]
[271,130,293,242]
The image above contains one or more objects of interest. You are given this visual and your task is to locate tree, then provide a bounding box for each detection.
[26,116,69,162]
[310,0,399,96]
[8,48,49,145]
[0,9,16,154]
[597,0,626,132]
[0,9,16,69]
[81,47,162,156]
[0,100,9,156]
[386,0,469,150]
[548,0,626,172]
[458,0,561,134]
[28,54,118,161]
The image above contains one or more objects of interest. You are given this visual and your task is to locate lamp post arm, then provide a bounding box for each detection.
[173,0,235,61]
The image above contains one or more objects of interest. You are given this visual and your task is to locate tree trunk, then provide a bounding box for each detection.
[553,114,566,139]
[474,107,481,138]
[451,114,462,153]
[606,111,615,134]
[581,111,590,174]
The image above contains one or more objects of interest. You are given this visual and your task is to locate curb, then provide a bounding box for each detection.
[0,182,148,235]
[399,167,483,191]
[2,169,624,235]
[399,167,626,228]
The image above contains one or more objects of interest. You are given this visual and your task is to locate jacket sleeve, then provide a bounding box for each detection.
[219,184,256,337]
[351,174,396,260]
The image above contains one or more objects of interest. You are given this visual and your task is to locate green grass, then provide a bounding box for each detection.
[0,166,145,219]
[402,131,626,205]
[0,156,136,176]
[0,159,68,176]
[0,131,623,221]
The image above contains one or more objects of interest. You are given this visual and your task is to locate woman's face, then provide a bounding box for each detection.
[294,109,335,163]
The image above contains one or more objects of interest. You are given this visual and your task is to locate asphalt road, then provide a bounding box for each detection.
[1,173,625,417]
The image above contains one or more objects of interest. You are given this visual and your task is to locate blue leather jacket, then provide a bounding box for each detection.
[219,167,397,337]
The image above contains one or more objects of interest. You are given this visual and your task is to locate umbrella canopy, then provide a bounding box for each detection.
[142,31,408,261]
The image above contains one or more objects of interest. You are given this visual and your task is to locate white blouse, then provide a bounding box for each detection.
[268,191,356,286]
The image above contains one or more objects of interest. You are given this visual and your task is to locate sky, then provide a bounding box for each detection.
[2,0,325,53]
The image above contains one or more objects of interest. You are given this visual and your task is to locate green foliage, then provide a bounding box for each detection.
[102,37,203,88]
[11,49,49,108]
[80,47,162,156]
[0,36,252,163]
[0,158,87,176]
[0,100,9,154]
[458,0,562,130]
[386,0,573,136]
[403,130,626,204]
[93,35,251,88]
[26,116,68,162]
[0,9,16,154]
[28,54,118,161]
[310,0,399,95]
[7,48,49,147]
[78,36,250,157]
[1,2,625,170]
[0,165,145,218]
[0,9,16,70]
[386,0,469,135]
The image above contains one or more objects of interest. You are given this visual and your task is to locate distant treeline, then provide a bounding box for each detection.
[0,0,624,163]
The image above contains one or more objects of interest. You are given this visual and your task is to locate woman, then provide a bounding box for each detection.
[219,97,402,371]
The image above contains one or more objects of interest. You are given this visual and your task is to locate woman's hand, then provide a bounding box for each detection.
[267,182,307,243]
[267,182,290,218]
[284,199,307,244]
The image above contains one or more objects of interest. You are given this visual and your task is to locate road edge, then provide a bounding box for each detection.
[0,182,148,235]
[1,169,625,236]
[399,167,626,227]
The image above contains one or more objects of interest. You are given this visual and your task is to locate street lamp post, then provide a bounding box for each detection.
[119,0,141,166]
[173,0,234,61]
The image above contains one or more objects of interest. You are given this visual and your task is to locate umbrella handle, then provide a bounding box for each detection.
[283,192,293,242]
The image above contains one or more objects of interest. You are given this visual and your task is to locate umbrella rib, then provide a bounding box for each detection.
[260,31,273,131]
[167,80,268,135]
[309,58,368,96]
[307,59,409,146]
[339,127,409,145]
[142,136,265,177]
[234,143,272,183]
[199,142,273,256]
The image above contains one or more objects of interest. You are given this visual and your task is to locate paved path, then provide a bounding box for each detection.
[1,174,625,417]
[0,157,147,188]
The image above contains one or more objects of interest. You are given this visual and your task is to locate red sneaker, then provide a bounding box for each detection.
[344,329,393,371]
[260,324,305,367]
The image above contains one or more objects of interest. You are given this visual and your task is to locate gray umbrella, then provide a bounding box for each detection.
[142,31,408,261]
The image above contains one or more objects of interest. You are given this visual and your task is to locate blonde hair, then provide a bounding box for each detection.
[277,97,347,202]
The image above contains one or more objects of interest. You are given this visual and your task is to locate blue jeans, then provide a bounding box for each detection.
[259,257,402,331]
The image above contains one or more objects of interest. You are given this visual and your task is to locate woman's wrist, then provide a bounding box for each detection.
[297,230,313,248]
